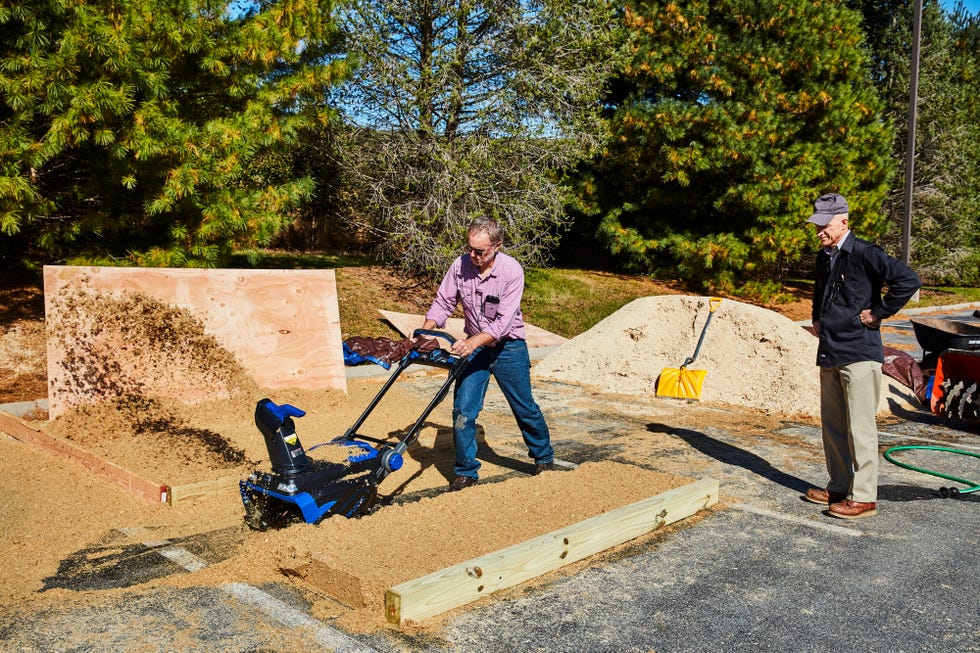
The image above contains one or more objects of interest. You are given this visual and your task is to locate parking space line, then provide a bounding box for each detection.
[157,545,208,572]
[119,527,376,652]
[222,582,378,653]
[733,503,864,537]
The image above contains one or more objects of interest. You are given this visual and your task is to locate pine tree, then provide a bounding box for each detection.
[852,0,980,285]
[580,0,894,294]
[330,0,626,275]
[0,0,347,266]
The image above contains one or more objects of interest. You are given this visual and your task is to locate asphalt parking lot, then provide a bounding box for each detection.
[1,307,978,652]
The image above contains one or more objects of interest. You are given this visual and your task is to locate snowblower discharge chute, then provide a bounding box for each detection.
[239,330,468,531]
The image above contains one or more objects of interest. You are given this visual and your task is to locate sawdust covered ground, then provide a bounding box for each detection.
[0,374,700,634]
[0,275,922,638]
[0,280,700,634]
[0,280,709,636]
[157,459,694,634]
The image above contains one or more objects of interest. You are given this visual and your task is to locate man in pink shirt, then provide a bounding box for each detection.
[422,217,555,491]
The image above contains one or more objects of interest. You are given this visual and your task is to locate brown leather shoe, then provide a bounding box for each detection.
[450,476,478,491]
[534,462,555,475]
[804,487,847,505]
[828,499,877,519]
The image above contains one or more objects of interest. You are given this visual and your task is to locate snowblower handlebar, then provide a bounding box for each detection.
[241,330,475,529]
[412,329,457,345]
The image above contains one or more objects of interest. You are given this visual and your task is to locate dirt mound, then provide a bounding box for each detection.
[0,319,47,402]
[532,295,909,418]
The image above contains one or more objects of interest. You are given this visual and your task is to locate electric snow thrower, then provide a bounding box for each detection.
[239,330,468,531]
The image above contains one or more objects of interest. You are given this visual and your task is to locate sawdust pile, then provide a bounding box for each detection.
[533,295,907,418]
[44,394,257,484]
[46,286,257,413]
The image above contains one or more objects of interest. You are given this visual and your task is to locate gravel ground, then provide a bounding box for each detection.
[2,375,977,653]
[1,307,978,653]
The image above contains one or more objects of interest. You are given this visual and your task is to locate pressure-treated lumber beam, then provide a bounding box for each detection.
[0,411,167,504]
[384,477,719,624]
[167,476,241,505]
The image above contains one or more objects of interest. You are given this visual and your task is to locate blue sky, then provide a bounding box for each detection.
[942,0,980,15]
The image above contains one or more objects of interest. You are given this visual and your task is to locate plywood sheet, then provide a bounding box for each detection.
[378,309,567,349]
[43,266,345,417]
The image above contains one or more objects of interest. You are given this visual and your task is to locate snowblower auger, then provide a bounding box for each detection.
[239,330,468,530]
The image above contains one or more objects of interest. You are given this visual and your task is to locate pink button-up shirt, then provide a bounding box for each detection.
[425,251,527,343]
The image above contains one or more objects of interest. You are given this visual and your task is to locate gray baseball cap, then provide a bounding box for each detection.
[807,193,849,226]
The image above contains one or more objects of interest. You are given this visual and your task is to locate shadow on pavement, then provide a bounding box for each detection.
[42,527,245,592]
[878,483,980,503]
[887,399,980,434]
[647,422,812,494]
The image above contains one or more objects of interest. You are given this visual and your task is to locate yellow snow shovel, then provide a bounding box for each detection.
[656,297,723,400]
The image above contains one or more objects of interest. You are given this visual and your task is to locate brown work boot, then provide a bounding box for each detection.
[828,499,877,519]
[804,487,847,505]
[534,462,555,475]
[450,475,478,491]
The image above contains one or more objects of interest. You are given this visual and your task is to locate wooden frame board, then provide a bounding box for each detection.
[384,477,719,624]
[166,476,242,505]
[1,411,243,506]
[0,411,167,504]
[43,266,346,418]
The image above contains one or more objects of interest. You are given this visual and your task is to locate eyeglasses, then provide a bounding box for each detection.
[466,244,495,256]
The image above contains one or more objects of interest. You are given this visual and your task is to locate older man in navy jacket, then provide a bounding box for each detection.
[804,193,921,519]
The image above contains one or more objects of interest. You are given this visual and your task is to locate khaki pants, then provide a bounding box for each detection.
[819,361,882,503]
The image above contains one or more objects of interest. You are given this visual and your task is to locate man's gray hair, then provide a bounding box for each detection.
[468,217,503,245]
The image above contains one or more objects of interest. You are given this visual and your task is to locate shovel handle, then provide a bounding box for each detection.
[686,297,723,365]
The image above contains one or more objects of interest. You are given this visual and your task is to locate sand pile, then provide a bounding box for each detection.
[533,295,908,419]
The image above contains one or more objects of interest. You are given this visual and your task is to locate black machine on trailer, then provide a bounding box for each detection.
[909,311,980,423]
[240,330,468,531]
[883,310,980,498]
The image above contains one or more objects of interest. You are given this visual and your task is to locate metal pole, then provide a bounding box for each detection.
[903,0,922,300]
[903,0,922,266]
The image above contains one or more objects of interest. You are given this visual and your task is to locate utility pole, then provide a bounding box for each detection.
[903,0,923,301]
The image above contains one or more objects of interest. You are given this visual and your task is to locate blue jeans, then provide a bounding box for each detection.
[452,339,553,479]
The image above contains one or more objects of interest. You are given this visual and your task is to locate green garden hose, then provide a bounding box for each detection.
[884,445,980,498]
